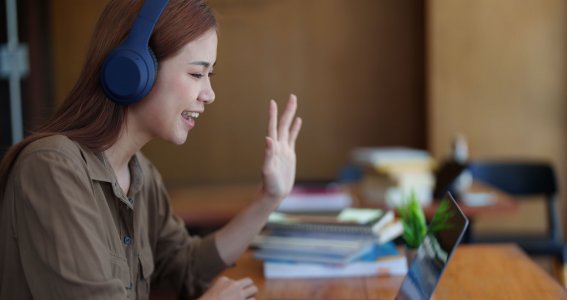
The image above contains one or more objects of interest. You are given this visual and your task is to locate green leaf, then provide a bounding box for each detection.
[397,190,427,249]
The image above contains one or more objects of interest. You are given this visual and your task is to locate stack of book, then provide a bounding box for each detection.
[351,147,436,208]
[276,181,353,213]
[252,208,406,278]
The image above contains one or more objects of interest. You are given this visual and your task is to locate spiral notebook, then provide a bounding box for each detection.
[265,208,395,238]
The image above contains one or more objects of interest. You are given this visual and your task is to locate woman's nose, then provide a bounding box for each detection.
[198,81,215,104]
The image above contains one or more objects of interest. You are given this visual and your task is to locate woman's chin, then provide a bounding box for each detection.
[173,136,189,145]
[163,132,189,146]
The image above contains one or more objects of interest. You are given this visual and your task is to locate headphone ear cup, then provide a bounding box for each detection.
[148,47,158,74]
[100,0,169,105]
[100,46,157,105]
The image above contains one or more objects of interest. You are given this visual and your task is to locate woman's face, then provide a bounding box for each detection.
[129,28,217,145]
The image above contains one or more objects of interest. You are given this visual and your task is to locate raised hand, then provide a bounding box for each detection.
[211,95,303,267]
[261,94,302,200]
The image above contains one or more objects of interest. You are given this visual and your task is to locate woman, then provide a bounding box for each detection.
[0,0,302,299]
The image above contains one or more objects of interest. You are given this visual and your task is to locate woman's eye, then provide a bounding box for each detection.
[189,72,214,79]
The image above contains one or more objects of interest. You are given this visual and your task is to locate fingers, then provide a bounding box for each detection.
[289,117,302,148]
[236,277,254,288]
[277,94,298,141]
[264,136,275,166]
[267,94,300,145]
[207,276,257,300]
[268,99,278,140]
[237,277,258,299]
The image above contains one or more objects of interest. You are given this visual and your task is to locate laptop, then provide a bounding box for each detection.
[396,192,469,300]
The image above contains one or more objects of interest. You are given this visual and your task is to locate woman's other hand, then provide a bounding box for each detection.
[200,276,258,300]
[261,94,302,200]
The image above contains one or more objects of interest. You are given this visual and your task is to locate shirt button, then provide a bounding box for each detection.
[123,235,132,246]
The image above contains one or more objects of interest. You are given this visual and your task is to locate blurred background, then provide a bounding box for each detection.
[1,0,566,249]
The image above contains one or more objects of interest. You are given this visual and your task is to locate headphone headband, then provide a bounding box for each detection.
[126,0,169,47]
[100,0,170,105]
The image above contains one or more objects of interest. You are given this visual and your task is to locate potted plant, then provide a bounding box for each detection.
[398,191,455,266]
[397,191,427,265]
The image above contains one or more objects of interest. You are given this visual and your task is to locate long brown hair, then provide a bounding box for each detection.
[0,0,216,194]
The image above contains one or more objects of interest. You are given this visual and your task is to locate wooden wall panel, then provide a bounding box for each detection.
[143,0,426,183]
[50,0,108,105]
[427,0,567,234]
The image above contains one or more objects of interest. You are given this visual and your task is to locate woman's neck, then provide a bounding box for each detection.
[104,140,136,171]
[104,126,150,195]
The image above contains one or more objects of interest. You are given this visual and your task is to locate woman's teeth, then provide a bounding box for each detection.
[182,111,200,120]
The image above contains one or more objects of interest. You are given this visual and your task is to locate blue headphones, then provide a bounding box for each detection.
[100,0,170,105]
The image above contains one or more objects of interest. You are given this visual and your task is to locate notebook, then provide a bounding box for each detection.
[396,192,469,300]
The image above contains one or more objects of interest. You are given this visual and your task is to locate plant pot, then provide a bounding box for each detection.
[404,247,418,268]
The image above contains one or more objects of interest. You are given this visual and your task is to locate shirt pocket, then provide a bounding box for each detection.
[110,253,133,297]
[137,246,154,297]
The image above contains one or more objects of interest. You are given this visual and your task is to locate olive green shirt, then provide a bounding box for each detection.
[0,135,228,299]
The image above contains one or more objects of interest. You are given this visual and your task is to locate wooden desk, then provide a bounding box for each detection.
[220,244,566,300]
[169,182,517,230]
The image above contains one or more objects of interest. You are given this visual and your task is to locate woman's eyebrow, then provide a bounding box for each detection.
[188,61,216,68]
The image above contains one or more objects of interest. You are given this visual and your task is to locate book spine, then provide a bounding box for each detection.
[266,222,376,236]
[263,257,407,279]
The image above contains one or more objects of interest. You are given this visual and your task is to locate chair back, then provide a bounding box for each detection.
[467,160,561,242]
[467,161,557,196]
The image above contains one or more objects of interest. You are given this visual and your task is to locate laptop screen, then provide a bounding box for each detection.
[396,193,469,300]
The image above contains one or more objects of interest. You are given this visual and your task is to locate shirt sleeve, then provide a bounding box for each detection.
[13,149,127,300]
[146,163,229,298]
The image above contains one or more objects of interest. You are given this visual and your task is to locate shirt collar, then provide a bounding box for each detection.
[128,155,144,196]
[85,150,113,183]
[78,145,144,201]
